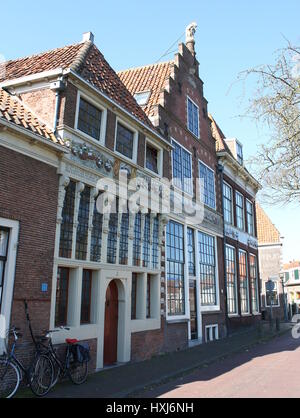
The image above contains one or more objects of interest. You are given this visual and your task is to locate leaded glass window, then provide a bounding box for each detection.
[172,141,193,194]
[107,201,118,264]
[226,245,237,315]
[152,216,159,269]
[133,213,142,266]
[142,214,151,267]
[119,213,129,265]
[166,221,185,316]
[146,275,151,318]
[90,195,103,262]
[116,123,134,159]
[78,98,102,140]
[198,232,217,306]
[187,228,195,276]
[76,186,90,260]
[131,273,137,320]
[239,250,249,314]
[59,181,76,259]
[199,162,216,210]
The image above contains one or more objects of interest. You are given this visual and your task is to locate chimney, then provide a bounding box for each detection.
[82,32,94,44]
[185,22,197,56]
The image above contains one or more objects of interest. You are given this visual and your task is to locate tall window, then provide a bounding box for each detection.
[55,267,69,327]
[0,228,9,311]
[131,273,137,320]
[107,202,118,264]
[76,187,90,260]
[236,142,243,165]
[142,214,151,267]
[152,216,159,269]
[115,123,135,159]
[119,213,129,265]
[90,195,103,262]
[246,200,254,236]
[187,228,196,276]
[146,275,151,319]
[198,232,217,306]
[226,246,237,315]
[77,98,102,140]
[199,162,216,210]
[250,254,259,313]
[133,213,142,266]
[239,250,249,314]
[187,97,199,138]
[236,192,245,231]
[166,221,185,316]
[81,270,92,324]
[59,181,76,258]
[223,182,233,224]
[172,141,193,195]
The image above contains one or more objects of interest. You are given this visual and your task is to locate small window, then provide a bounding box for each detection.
[187,97,199,138]
[134,91,151,106]
[116,123,135,160]
[77,98,102,140]
[236,142,243,165]
[146,143,159,174]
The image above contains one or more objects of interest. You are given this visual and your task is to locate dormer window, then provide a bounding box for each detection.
[134,91,151,106]
[236,142,243,165]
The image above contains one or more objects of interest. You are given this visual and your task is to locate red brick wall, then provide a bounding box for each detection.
[0,145,59,359]
[19,89,56,129]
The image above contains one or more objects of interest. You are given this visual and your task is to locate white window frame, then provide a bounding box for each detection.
[114,117,139,164]
[171,138,193,196]
[246,199,254,236]
[239,249,250,315]
[236,141,244,165]
[226,244,239,317]
[75,91,107,144]
[199,160,216,210]
[223,181,234,225]
[144,137,163,177]
[187,96,200,139]
[205,324,219,342]
[235,191,245,231]
[250,253,260,314]
[0,218,19,355]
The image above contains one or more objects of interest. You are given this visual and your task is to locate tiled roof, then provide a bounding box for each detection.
[0,88,62,145]
[283,261,300,270]
[208,113,233,155]
[1,41,152,127]
[118,62,173,118]
[256,203,281,245]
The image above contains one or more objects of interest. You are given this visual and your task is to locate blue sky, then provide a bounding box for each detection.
[1,0,299,262]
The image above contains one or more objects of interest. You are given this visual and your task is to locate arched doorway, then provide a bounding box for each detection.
[103,280,119,366]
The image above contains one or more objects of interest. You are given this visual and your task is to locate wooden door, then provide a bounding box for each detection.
[103,281,118,366]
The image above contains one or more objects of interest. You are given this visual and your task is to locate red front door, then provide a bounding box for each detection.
[103,281,118,366]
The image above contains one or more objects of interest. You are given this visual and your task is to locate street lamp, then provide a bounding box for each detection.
[280,273,288,322]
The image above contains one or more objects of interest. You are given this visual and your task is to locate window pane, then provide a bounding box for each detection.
[187,228,195,276]
[81,270,92,324]
[223,183,233,224]
[250,254,259,312]
[90,195,103,262]
[147,275,151,318]
[146,145,158,173]
[107,203,118,264]
[131,274,137,320]
[152,216,159,269]
[199,232,217,306]
[55,267,69,327]
[199,162,216,209]
[166,221,185,316]
[142,214,151,267]
[246,200,254,235]
[236,192,245,230]
[59,181,76,258]
[187,98,199,137]
[226,246,237,314]
[119,213,129,265]
[76,187,90,260]
[239,251,249,314]
[116,123,134,159]
[78,98,102,140]
[172,141,192,194]
[133,213,142,266]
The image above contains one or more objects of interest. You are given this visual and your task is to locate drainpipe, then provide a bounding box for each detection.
[50,79,65,134]
[218,162,230,337]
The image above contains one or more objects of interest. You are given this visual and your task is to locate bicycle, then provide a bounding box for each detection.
[0,327,54,398]
[35,329,89,387]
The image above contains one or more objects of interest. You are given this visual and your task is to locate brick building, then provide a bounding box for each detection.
[209,115,262,330]
[0,88,67,355]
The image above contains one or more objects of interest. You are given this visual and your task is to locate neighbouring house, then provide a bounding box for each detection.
[209,116,262,330]
[255,203,285,321]
[0,88,67,359]
[282,260,300,317]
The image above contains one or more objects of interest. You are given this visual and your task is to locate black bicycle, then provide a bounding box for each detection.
[35,329,89,387]
[0,327,54,398]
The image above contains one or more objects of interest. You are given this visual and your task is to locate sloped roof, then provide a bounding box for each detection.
[0,88,63,145]
[1,41,152,127]
[283,261,300,270]
[118,62,173,118]
[208,113,233,155]
[256,203,281,245]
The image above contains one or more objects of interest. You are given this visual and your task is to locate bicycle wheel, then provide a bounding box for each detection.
[29,354,54,397]
[0,359,20,398]
[68,360,88,385]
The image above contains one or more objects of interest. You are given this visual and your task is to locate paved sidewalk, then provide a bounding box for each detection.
[19,322,293,398]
